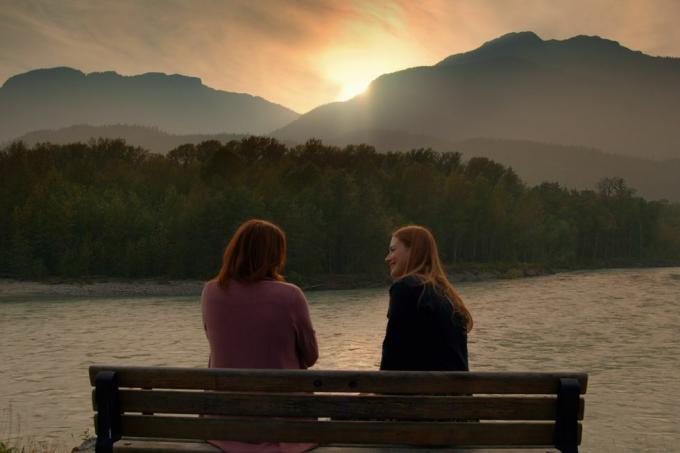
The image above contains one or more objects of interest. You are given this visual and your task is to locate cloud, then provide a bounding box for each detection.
[1,0,679,113]
[398,0,680,62]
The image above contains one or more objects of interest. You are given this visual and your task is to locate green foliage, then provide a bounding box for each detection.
[1,137,679,281]
[79,428,92,442]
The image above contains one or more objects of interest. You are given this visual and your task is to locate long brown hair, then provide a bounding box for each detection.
[393,225,473,333]
[216,219,286,290]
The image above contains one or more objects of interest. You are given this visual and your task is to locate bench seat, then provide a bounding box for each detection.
[112,438,560,452]
[89,366,587,453]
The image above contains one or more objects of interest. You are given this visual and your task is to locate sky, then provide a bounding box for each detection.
[1,0,680,113]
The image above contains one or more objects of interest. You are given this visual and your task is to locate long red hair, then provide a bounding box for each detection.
[393,225,473,333]
[216,219,286,289]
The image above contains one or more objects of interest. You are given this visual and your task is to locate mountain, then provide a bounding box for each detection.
[10,123,680,200]
[274,32,680,160]
[12,124,248,155]
[301,128,680,201]
[454,138,680,201]
[0,67,299,142]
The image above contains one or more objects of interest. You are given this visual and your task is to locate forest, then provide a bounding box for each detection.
[1,137,679,283]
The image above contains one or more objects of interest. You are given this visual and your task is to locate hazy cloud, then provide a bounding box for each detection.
[1,0,679,112]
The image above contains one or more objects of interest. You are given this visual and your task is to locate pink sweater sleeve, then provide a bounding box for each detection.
[200,283,211,367]
[291,287,319,369]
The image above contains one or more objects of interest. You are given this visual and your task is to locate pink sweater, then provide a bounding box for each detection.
[201,279,318,369]
[201,279,319,453]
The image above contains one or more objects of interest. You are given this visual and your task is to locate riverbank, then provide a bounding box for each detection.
[0,265,546,299]
[0,278,205,299]
[2,262,676,299]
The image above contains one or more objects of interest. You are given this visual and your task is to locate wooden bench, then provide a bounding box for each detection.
[89,366,587,453]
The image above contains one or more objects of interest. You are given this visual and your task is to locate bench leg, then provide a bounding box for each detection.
[554,377,580,453]
[95,371,122,453]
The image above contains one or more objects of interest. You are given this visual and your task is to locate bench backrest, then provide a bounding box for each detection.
[89,366,587,453]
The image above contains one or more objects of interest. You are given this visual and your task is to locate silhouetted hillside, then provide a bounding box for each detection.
[455,138,680,201]
[0,67,299,142]
[307,129,680,201]
[13,124,680,200]
[325,129,457,152]
[13,124,247,155]
[274,32,680,160]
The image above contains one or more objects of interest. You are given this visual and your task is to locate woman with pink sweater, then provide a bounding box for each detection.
[201,219,319,452]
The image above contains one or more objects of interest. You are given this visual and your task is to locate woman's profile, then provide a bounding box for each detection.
[201,219,318,452]
[381,225,472,371]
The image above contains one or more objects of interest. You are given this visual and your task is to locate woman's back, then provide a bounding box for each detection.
[201,219,319,452]
[202,279,318,370]
[380,276,468,371]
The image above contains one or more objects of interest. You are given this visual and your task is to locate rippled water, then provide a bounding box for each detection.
[1,268,679,452]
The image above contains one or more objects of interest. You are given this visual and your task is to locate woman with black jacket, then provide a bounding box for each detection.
[381,225,472,371]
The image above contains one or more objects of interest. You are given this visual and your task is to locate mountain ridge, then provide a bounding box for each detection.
[9,124,249,155]
[309,127,680,201]
[9,124,680,201]
[0,67,299,142]
[274,32,680,160]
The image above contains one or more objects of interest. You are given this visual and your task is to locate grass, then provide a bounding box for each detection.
[0,442,16,453]
[0,440,65,453]
[0,404,76,453]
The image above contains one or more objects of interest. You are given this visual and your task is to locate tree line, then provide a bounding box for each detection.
[1,137,679,282]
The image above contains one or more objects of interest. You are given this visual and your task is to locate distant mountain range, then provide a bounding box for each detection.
[14,124,249,155]
[0,67,299,142]
[455,138,680,201]
[3,31,680,199]
[13,124,680,201]
[295,127,680,201]
[274,31,680,160]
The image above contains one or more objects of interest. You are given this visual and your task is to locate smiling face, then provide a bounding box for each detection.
[385,235,410,279]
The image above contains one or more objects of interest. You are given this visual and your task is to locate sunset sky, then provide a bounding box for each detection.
[2,0,680,113]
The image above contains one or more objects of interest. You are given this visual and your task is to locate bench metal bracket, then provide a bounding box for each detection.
[95,371,121,453]
[554,377,580,453]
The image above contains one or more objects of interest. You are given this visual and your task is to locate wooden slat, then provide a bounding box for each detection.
[113,438,220,452]
[119,415,582,446]
[113,438,558,452]
[312,448,560,453]
[108,390,585,421]
[89,366,588,394]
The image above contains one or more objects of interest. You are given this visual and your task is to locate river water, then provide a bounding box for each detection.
[1,268,679,452]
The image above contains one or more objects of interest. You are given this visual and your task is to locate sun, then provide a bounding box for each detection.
[337,80,370,101]
[317,50,380,103]
[318,38,421,104]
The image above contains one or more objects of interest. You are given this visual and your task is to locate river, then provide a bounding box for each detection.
[1,268,679,452]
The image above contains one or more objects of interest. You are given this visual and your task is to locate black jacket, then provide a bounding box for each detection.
[380,276,469,371]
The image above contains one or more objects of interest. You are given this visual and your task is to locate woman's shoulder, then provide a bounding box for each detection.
[389,276,425,303]
[390,275,423,292]
[261,279,306,300]
[201,279,220,296]
[203,278,300,293]
[203,279,306,307]
[266,281,310,313]
[391,277,450,310]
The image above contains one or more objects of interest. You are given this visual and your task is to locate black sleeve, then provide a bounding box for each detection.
[380,280,417,370]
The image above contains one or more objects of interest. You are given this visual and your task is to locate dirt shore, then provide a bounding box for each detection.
[0,278,205,299]
[0,267,553,299]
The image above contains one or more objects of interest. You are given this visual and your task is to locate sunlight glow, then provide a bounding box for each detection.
[337,80,371,101]
[317,35,422,104]
[318,51,383,103]
[312,8,426,105]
